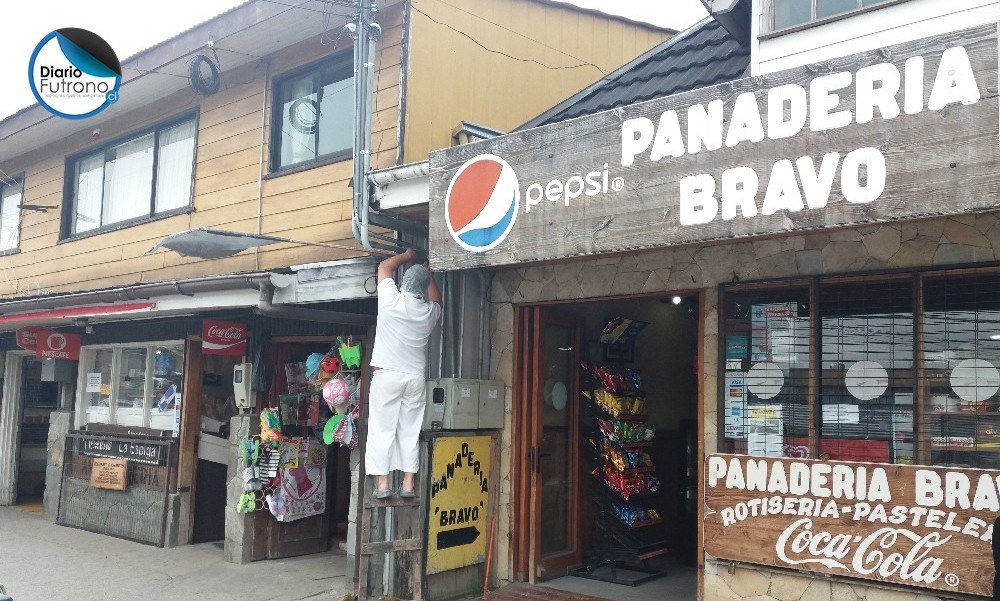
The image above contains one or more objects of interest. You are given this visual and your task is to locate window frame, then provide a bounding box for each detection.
[0,173,24,254]
[60,111,199,240]
[74,340,186,430]
[718,269,1000,467]
[269,53,355,174]
[761,0,910,38]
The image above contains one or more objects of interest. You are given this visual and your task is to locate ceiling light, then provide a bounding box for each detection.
[672,296,682,305]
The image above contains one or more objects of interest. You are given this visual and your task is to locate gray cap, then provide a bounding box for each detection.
[400,264,431,299]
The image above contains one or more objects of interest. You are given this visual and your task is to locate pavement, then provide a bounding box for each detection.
[0,506,352,601]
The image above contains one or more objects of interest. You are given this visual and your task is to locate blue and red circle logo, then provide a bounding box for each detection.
[445,155,519,252]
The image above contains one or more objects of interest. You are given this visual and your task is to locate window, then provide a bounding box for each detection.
[77,342,185,431]
[722,271,1000,468]
[65,116,196,237]
[771,0,894,31]
[0,176,22,252]
[271,55,354,171]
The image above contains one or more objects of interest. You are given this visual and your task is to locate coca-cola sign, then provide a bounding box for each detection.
[202,320,247,356]
[704,454,998,595]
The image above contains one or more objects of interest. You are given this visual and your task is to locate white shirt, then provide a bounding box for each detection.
[370,278,441,376]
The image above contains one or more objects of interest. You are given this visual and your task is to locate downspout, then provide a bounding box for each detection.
[351,0,382,251]
[255,280,375,326]
[255,60,270,271]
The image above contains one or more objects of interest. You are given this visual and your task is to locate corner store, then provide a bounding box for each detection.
[428,24,1000,601]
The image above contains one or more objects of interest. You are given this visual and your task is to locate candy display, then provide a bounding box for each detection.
[602,465,660,499]
[611,503,661,527]
[596,418,656,443]
[591,388,645,417]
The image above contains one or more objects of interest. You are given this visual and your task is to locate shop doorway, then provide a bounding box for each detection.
[514,295,700,600]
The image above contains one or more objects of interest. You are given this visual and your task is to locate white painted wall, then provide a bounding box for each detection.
[752,0,999,75]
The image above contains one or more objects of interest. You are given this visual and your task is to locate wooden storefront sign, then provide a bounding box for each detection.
[704,454,999,596]
[90,458,127,491]
[78,437,167,465]
[427,436,491,574]
[428,26,999,271]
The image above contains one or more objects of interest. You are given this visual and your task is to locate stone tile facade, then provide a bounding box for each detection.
[486,214,1000,600]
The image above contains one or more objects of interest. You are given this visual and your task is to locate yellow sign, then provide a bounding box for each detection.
[427,435,491,574]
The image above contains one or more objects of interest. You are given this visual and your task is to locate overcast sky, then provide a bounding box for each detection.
[0,0,708,120]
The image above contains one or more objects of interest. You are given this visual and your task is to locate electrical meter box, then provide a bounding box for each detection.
[478,380,504,429]
[233,363,253,409]
[423,378,480,430]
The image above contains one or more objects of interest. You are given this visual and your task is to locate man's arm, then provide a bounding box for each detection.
[426,269,442,306]
[377,248,416,282]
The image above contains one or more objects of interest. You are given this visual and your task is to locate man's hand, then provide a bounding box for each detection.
[378,248,419,282]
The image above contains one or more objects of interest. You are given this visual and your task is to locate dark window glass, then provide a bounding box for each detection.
[0,177,22,251]
[273,57,354,171]
[722,289,811,458]
[819,280,914,464]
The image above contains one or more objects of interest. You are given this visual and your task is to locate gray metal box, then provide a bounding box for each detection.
[423,378,480,430]
[478,380,504,429]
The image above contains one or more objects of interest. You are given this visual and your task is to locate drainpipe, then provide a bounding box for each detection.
[255,60,270,271]
[351,0,382,251]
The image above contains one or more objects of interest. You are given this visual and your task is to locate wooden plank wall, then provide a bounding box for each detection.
[0,5,405,298]
[403,0,671,161]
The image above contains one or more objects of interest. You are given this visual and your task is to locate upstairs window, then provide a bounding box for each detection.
[65,115,196,237]
[0,175,22,252]
[271,55,354,172]
[771,0,894,31]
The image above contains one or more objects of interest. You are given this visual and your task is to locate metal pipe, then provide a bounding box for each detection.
[458,272,466,378]
[438,272,446,379]
[394,0,412,167]
[255,60,270,271]
[351,0,382,251]
[477,270,493,380]
[367,161,428,186]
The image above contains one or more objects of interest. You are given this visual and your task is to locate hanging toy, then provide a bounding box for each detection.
[323,377,352,413]
[265,493,287,518]
[260,408,282,444]
[337,336,362,369]
[321,355,341,375]
[323,414,344,445]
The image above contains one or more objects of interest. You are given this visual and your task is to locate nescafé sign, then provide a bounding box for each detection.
[704,454,999,595]
[428,25,999,271]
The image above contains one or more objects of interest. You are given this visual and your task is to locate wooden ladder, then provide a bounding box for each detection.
[356,474,425,601]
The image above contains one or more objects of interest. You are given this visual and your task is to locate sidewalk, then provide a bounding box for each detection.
[0,506,351,601]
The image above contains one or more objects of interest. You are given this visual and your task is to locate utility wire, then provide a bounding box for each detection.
[410,5,605,75]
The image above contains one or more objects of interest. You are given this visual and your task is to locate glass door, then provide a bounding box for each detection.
[528,307,583,579]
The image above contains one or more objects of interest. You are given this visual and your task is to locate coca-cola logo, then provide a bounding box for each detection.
[775,518,952,585]
[206,326,245,341]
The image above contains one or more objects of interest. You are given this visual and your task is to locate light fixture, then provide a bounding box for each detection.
[672,296,682,305]
[991,334,1000,340]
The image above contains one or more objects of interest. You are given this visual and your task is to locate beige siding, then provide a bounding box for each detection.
[0,5,406,297]
[403,0,670,160]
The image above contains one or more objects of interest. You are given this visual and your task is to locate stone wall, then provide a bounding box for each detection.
[42,410,73,521]
[224,414,256,564]
[485,213,1000,598]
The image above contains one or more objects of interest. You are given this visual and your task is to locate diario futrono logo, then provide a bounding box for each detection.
[29,28,121,119]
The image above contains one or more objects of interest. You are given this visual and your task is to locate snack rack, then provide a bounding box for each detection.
[571,352,669,585]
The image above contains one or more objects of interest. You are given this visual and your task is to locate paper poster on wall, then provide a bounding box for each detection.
[750,303,798,364]
[724,372,747,439]
[725,336,748,360]
[86,373,102,393]
[821,404,860,424]
[747,404,783,457]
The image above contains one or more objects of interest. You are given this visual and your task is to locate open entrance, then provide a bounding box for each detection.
[514,295,700,601]
[16,357,60,511]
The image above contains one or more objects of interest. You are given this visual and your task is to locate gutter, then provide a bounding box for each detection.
[254,281,375,326]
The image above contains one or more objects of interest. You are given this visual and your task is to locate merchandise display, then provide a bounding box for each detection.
[574,351,669,585]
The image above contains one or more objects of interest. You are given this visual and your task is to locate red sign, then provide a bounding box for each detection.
[35,330,81,360]
[202,320,247,356]
[15,326,49,351]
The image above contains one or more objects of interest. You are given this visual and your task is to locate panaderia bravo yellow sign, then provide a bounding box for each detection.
[427,436,491,574]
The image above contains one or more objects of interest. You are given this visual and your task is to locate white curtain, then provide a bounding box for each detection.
[155,119,196,213]
[102,133,154,227]
[318,75,354,157]
[280,76,318,168]
[73,152,104,234]
[0,182,21,251]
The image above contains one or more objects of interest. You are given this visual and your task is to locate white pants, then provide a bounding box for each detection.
[365,370,426,475]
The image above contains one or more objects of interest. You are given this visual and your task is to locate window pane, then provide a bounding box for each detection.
[115,347,148,427]
[155,120,196,213]
[773,0,812,29]
[279,75,318,168]
[861,0,890,6]
[317,69,354,157]
[819,281,913,464]
[73,152,104,234]
[721,290,811,458]
[103,133,154,227]
[816,0,859,19]
[150,344,185,431]
[83,349,114,424]
[0,181,21,251]
[923,275,1000,469]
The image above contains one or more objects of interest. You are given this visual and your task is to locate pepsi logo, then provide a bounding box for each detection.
[445,155,519,252]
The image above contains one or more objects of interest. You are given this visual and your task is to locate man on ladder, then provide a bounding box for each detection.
[367,248,442,498]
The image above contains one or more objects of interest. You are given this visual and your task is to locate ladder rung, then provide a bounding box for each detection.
[365,497,421,508]
[361,538,423,554]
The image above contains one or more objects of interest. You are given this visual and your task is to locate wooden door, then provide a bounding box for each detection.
[526,307,584,580]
